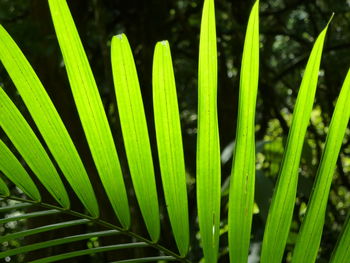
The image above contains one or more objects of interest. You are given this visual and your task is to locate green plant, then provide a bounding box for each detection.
[0,0,349,262]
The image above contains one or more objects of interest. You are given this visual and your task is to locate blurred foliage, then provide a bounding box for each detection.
[0,0,349,262]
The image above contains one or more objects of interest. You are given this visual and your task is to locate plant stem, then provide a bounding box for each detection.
[0,195,191,263]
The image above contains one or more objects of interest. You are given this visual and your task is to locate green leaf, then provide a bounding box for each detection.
[29,243,148,263]
[152,40,189,256]
[0,210,61,225]
[228,1,259,262]
[197,0,221,261]
[0,25,99,218]
[0,219,89,243]
[0,140,41,202]
[1,86,70,204]
[0,230,119,258]
[48,0,129,227]
[0,203,33,213]
[109,256,176,263]
[111,34,160,242]
[0,177,9,197]
[292,68,350,262]
[260,17,332,263]
[330,213,350,263]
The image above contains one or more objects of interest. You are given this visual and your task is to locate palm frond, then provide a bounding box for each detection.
[0,0,348,262]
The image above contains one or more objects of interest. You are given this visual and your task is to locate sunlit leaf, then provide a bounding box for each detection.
[0,24,99,217]
[292,68,350,262]
[330,213,350,263]
[1,87,70,204]
[0,140,41,202]
[48,0,129,227]
[197,0,221,261]
[228,1,259,262]
[152,40,189,256]
[0,177,9,197]
[261,17,332,263]
[111,34,160,242]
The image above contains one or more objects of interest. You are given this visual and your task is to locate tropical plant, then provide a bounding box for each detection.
[0,0,349,262]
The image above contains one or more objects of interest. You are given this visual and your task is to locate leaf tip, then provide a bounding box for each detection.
[160,40,168,46]
[113,33,127,42]
[327,12,335,27]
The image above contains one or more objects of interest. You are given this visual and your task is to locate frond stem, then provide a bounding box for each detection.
[0,195,191,263]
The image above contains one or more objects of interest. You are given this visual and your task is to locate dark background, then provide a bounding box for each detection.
[0,0,349,262]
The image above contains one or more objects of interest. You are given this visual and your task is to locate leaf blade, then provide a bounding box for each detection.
[260,18,331,263]
[0,140,41,202]
[152,40,189,256]
[0,25,99,218]
[111,34,160,242]
[0,177,9,197]
[228,1,259,262]
[0,230,119,258]
[1,86,69,205]
[330,213,350,263]
[48,0,130,227]
[292,68,350,262]
[197,0,221,261]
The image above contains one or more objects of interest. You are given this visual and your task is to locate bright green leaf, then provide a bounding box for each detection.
[261,17,332,263]
[197,0,221,261]
[152,40,189,256]
[330,213,350,263]
[0,25,99,218]
[0,140,41,202]
[111,34,160,242]
[48,0,129,227]
[0,177,9,197]
[1,87,70,205]
[292,68,350,262]
[228,1,259,262]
